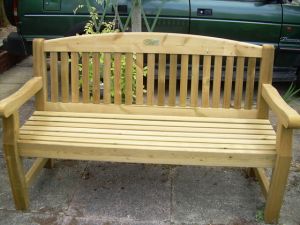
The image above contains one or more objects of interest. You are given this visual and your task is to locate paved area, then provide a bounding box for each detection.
[0,57,300,225]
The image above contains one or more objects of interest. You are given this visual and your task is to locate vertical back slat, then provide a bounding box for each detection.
[212,56,223,108]
[136,53,144,105]
[125,53,133,105]
[61,52,69,103]
[114,53,122,104]
[50,52,58,102]
[157,54,166,106]
[179,55,189,107]
[104,53,111,104]
[82,53,90,103]
[190,55,200,107]
[202,55,211,107]
[168,54,177,106]
[223,56,234,108]
[92,53,100,104]
[147,53,155,105]
[234,57,245,109]
[244,58,256,109]
[71,52,79,103]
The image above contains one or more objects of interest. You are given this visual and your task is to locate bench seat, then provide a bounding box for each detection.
[18,111,276,168]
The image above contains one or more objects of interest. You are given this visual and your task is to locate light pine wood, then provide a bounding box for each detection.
[71,52,79,103]
[25,158,48,187]
[223,56,234,108]
[168,54,177,106]
[202,56,211,107]
[212,56,222,108]
[50,52,59,102]
[32,111,271,124]
[125,53,133,105]
[234,57,245,109]
[254,168,270,199]
[264,124,293,223]
[32,39,46,110]
[44,102,258,118]
[82,53,90,103]
[190,55,200,107]
[61,52,70,103]
[23,122,274,137]
[262,84,300,128]
[257,45,275,119]
[113,53,122,104]
[135,53,144,105]
[179,55,189,107]
[0,77,42,117]
[23,39,53,169]
[147,53,155,105]
[28,116,273,130]
[2,112,29,210]
[103,53,111,104]
[19,138,276,168]
[267,86,300,128]
[44,33,262,57]
[244,58,256,109]
[92,53,100,104]
[157,54,166,106]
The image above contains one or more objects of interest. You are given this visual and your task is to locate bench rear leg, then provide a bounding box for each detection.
[2,112,29,210]
[264,124,292,224]
[44,159,54,169]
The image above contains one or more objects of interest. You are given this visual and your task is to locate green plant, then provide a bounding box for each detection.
[255,209,264,223]
[282,83,300,103]
[78,21,147,102]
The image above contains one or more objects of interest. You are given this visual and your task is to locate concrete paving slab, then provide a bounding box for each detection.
[61,215,170,225]
[171,166,264,224]
[67,162,171,222]
[0,66,32,84]
[0,210,64,225]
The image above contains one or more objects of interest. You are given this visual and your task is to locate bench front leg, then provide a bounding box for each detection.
[2,112,29,210]
[264,123,292,224]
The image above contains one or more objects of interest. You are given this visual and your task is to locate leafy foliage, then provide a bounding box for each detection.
[282,83,300,104]
[78,22,147,102]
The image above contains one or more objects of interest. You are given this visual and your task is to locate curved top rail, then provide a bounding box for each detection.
[44,32,262,57]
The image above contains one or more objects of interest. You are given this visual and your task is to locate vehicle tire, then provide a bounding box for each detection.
[3,0,14,25]
[64,22,87,37]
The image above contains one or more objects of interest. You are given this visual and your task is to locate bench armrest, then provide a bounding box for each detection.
[0,77,43,118]
[262,84,300,128]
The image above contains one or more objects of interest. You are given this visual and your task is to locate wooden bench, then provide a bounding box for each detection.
[1,33,300,223]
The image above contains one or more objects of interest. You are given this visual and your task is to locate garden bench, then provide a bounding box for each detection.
[1,33,300,223]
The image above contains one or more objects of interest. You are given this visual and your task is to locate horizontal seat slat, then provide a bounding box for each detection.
[19,131,276,145]
[22,122,276,135]
[19,134,275,150]
[20,128,276,140]
[33,111,271,124]
[28,116,273,130]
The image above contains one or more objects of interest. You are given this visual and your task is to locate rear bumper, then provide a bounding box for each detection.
[3,32,30,56]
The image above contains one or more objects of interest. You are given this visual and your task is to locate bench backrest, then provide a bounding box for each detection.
[33,33,275,118]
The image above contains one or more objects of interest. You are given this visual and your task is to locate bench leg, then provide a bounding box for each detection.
[264,124,292,224]
[2,112,29,210]
[44,159,54,169]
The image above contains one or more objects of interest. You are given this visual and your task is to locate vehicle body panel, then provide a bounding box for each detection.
[4,0,300,80]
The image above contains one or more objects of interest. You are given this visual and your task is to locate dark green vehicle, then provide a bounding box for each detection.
[3,0,300,81]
